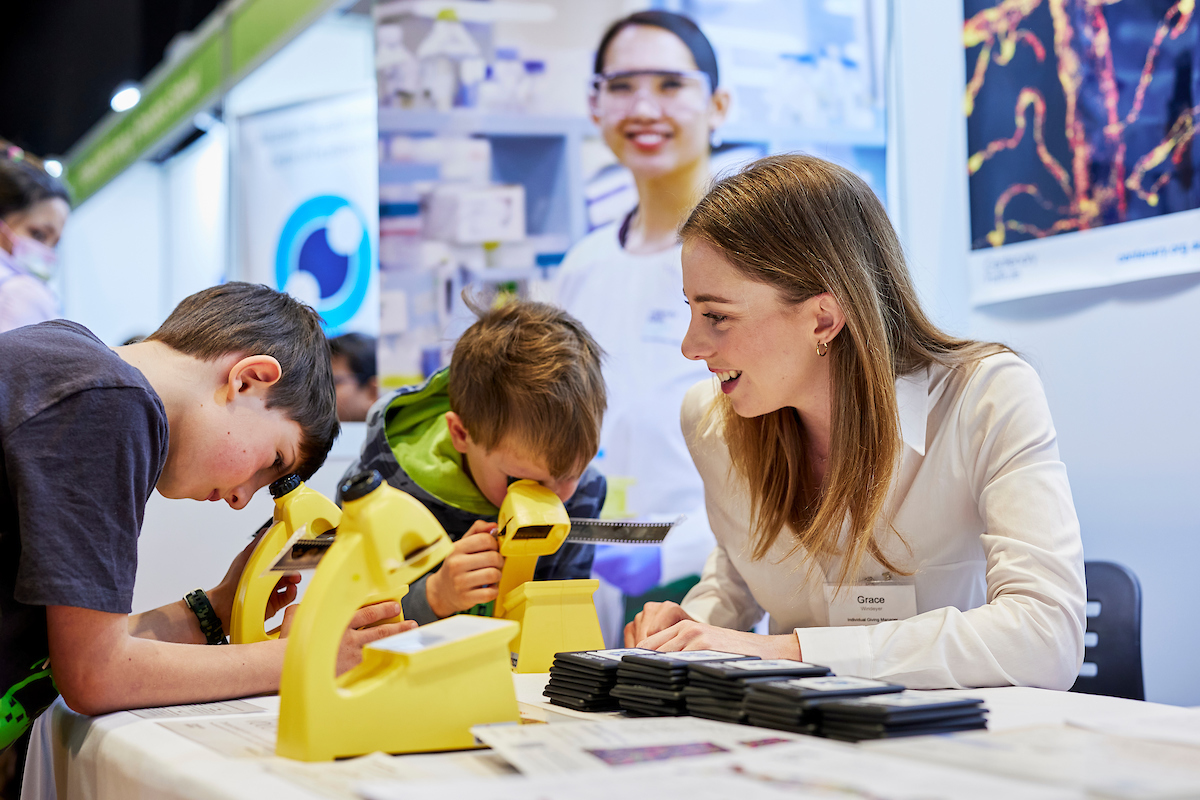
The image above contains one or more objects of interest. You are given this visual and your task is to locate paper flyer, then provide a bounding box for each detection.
[869,724,1200,799]
[469,716,799,775]
[360,737,1080,800]
[157,716,279,758]
[129,699,264,719]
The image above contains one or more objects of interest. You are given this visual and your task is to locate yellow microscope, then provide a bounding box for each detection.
[230,474,341,644]
[490,480,604,673]
[275,470,520,762]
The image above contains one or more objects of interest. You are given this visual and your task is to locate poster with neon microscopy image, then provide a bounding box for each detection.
[964,0,1200,304]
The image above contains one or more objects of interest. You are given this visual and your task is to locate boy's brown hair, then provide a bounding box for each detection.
[449,299,605,479]
[146,282,339,479]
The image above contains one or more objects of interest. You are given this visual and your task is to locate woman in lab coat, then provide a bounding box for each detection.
[624,155,1086,690]
[551,12,731,641]
[0,143,71,333]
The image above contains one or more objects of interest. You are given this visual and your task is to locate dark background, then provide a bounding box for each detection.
[0,0,220,158]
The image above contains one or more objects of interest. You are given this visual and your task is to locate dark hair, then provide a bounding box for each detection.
[328,332,377,387]
[593,11,719,89]
[449,299,606,480]
[146,282,339,479]
[0,142,71,219]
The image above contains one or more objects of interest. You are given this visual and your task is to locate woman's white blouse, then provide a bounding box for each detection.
[680,352,1087,690]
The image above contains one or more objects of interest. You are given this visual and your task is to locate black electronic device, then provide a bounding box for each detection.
[543,648,656,713]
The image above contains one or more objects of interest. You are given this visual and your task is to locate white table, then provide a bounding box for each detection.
[21,676,1199,800]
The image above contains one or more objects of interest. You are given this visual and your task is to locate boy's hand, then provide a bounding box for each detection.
[207,526,300,629]
[280,601,417,675]
[426,521,504,618]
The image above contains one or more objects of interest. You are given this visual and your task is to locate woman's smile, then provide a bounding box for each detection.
[629,130,671,151]
[711,367,742,393]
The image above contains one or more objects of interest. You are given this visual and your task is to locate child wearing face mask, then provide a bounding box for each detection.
[0,142,72,334]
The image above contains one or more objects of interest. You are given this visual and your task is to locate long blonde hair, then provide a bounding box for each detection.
[680,155,1006,586]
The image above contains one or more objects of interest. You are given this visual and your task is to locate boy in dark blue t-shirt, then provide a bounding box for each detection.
[0,283,411,751]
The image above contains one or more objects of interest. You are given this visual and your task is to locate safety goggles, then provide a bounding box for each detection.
[588,69,713,116]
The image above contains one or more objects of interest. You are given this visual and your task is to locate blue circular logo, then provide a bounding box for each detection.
[275,195,372,330]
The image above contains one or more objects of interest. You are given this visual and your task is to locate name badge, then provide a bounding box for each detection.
[824,582,917,626]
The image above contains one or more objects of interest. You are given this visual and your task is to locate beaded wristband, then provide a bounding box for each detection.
[184,588,228,645]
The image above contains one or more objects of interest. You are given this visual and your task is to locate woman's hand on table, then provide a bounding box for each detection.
[624,600,696,647]
[280,601,416,675]
[637,620,802,660]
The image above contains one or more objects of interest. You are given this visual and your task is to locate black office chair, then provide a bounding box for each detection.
[1070,560,1144,700]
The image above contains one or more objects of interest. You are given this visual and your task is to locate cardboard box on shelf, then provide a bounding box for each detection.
[425,184,526,244]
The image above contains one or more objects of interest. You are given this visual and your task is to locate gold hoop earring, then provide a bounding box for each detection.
[816,341,829,357]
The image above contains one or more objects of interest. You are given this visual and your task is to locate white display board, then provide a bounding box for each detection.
[236,91,379,335]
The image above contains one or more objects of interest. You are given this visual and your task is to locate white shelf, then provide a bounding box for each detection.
[378,108,595,138]
[461,265,544,283]
[722,122,886,148]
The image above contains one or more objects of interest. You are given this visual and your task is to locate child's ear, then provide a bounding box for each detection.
[445,411,472,454]
[227,355,282,398]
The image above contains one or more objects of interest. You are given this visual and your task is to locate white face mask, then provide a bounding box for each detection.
[0,220,58,282]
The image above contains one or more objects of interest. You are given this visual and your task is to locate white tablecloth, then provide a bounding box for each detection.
[21,676,1197,800]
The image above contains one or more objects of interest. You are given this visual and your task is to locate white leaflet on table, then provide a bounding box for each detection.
[129,700,264,719]
[156,716,279,759]
[469,716,796,775]
[1067,706,1200,748]
[266,750,514,799]
[360,737,1080,800]
[868,724,1200,799]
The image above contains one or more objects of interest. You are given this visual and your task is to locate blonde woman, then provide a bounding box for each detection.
[625,155,1086,690]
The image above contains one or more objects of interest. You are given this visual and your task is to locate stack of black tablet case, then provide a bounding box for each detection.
[683,659,833,723]
[817,691,988,741]
[742,675,906,734]
[610,650,760,716]
[544,648,655,712]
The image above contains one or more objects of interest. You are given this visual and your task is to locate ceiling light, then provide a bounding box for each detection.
[110,83,141,113]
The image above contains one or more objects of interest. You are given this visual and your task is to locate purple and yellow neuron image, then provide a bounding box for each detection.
[965,0,1199,251]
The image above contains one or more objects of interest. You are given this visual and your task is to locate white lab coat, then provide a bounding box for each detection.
[549,221,718,642]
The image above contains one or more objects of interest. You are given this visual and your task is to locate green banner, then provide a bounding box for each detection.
[65,36,223,203]
[64,0,336,204]
[229,0,330,77]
